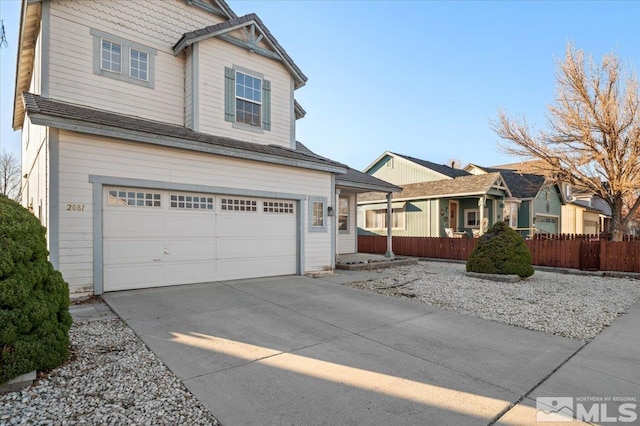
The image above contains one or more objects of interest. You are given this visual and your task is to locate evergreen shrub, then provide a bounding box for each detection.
[466,221,534,278]
[0,194,71,384]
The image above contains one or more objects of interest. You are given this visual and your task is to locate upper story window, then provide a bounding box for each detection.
[130,49,149,81]
[91,29,156,88]
[236,72,262,127]
[225,66,271,132]
[101,40,122,73]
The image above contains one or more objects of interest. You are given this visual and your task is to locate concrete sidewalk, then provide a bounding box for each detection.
[497,299,640,425]
[104,272,583,425]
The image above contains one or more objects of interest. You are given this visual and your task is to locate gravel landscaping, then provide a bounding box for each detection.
[0,319,219,426]
[346,260,640,341]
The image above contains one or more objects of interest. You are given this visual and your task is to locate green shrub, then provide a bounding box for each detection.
[0,194,71,384]
[466,221,534,278]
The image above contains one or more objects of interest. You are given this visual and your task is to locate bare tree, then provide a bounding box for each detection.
[0,149,21,202]
[493,44,640,241]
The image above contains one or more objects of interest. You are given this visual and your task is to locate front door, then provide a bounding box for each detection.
[449,201,459,231]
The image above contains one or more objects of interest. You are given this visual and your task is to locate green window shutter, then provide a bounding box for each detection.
[224,67,235,122]
[262,79,271,131]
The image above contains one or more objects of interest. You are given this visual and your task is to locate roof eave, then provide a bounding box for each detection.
[27,112,347,175]
[12,0,42,130]
[336,180,401,193]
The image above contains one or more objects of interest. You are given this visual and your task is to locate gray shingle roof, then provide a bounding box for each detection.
[468,163,551,199]
[359,172,504,203]
[392,153,470,178]
[296,142,400,193]
[173,13,307,87]
[23,93,345,172]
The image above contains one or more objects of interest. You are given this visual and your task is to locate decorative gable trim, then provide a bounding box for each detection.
[173,13,307,89]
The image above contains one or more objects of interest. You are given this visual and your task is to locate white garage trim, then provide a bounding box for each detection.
[89,175,306,294]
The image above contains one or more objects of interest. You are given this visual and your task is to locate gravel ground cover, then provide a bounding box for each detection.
[346,261,640,341]
[0,319,219,426]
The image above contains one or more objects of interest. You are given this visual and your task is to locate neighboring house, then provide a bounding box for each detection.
[466,164,565,236]
[13,0,396,295]
[560,186,611,236]
[358,152,512,238]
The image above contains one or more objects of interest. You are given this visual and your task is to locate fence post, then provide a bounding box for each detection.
[599,239,606,271]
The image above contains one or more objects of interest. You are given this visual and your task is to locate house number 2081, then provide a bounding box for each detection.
[66,204,85,212]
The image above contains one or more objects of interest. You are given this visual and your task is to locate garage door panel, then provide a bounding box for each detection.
[166,214,216,237]
[104,239,164,263]
[216,215,260,237]
[216,238,261,259]
[165,261,216,286]
[260,238,297,257]
[104,212,165,238]
[166,238,216,261]
[260,257,297,276]
[105,264,165,291]
[258,218,297,237]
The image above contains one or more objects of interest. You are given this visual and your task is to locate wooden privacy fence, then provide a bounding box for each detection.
[358,235,640,273]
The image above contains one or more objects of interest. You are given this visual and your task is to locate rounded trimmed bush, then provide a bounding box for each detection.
[0,194,72,384]
[466,221,534,278]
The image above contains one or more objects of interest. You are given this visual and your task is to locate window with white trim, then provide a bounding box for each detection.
[101,40,121,73]
[91,28,156,88]
[129,49,148,81]
[170,194,214,210]
[308,196,327,232]
[108,189,161,207]
[224,66,271,131]
[338,196,349,233]
[312,202,324,227]
[464,209,480,227]
[221,198,257,212]
[503,203,519,228]
[236,71,262,127]
[364,208,405,230]
[263,201,294,214]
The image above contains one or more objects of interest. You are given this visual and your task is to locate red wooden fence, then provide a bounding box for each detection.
[358,235,640,273]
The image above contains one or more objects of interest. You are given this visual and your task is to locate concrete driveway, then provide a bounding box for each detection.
[104,274,582,425]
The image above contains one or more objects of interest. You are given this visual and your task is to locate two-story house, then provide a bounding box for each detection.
[13,0,397,295]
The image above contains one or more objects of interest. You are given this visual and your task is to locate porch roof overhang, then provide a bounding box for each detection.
[358,172,511,204]
[360,202,406,210]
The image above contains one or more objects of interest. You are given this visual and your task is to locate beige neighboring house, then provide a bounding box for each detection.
[13,0,397,296]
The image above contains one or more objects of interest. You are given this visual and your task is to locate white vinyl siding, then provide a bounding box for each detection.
[48,0,223,126]
[198,36,292,147]
[56,130,333,294]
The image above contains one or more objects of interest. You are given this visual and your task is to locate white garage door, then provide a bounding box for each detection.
[103,188,297,291]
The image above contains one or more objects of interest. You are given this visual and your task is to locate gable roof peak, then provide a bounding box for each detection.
[390,152,470,178]
[174,12,307,88]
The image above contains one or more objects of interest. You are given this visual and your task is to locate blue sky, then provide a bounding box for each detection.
[2,1,640,171]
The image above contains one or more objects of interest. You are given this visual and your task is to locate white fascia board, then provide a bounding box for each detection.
[28,113,347,175]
